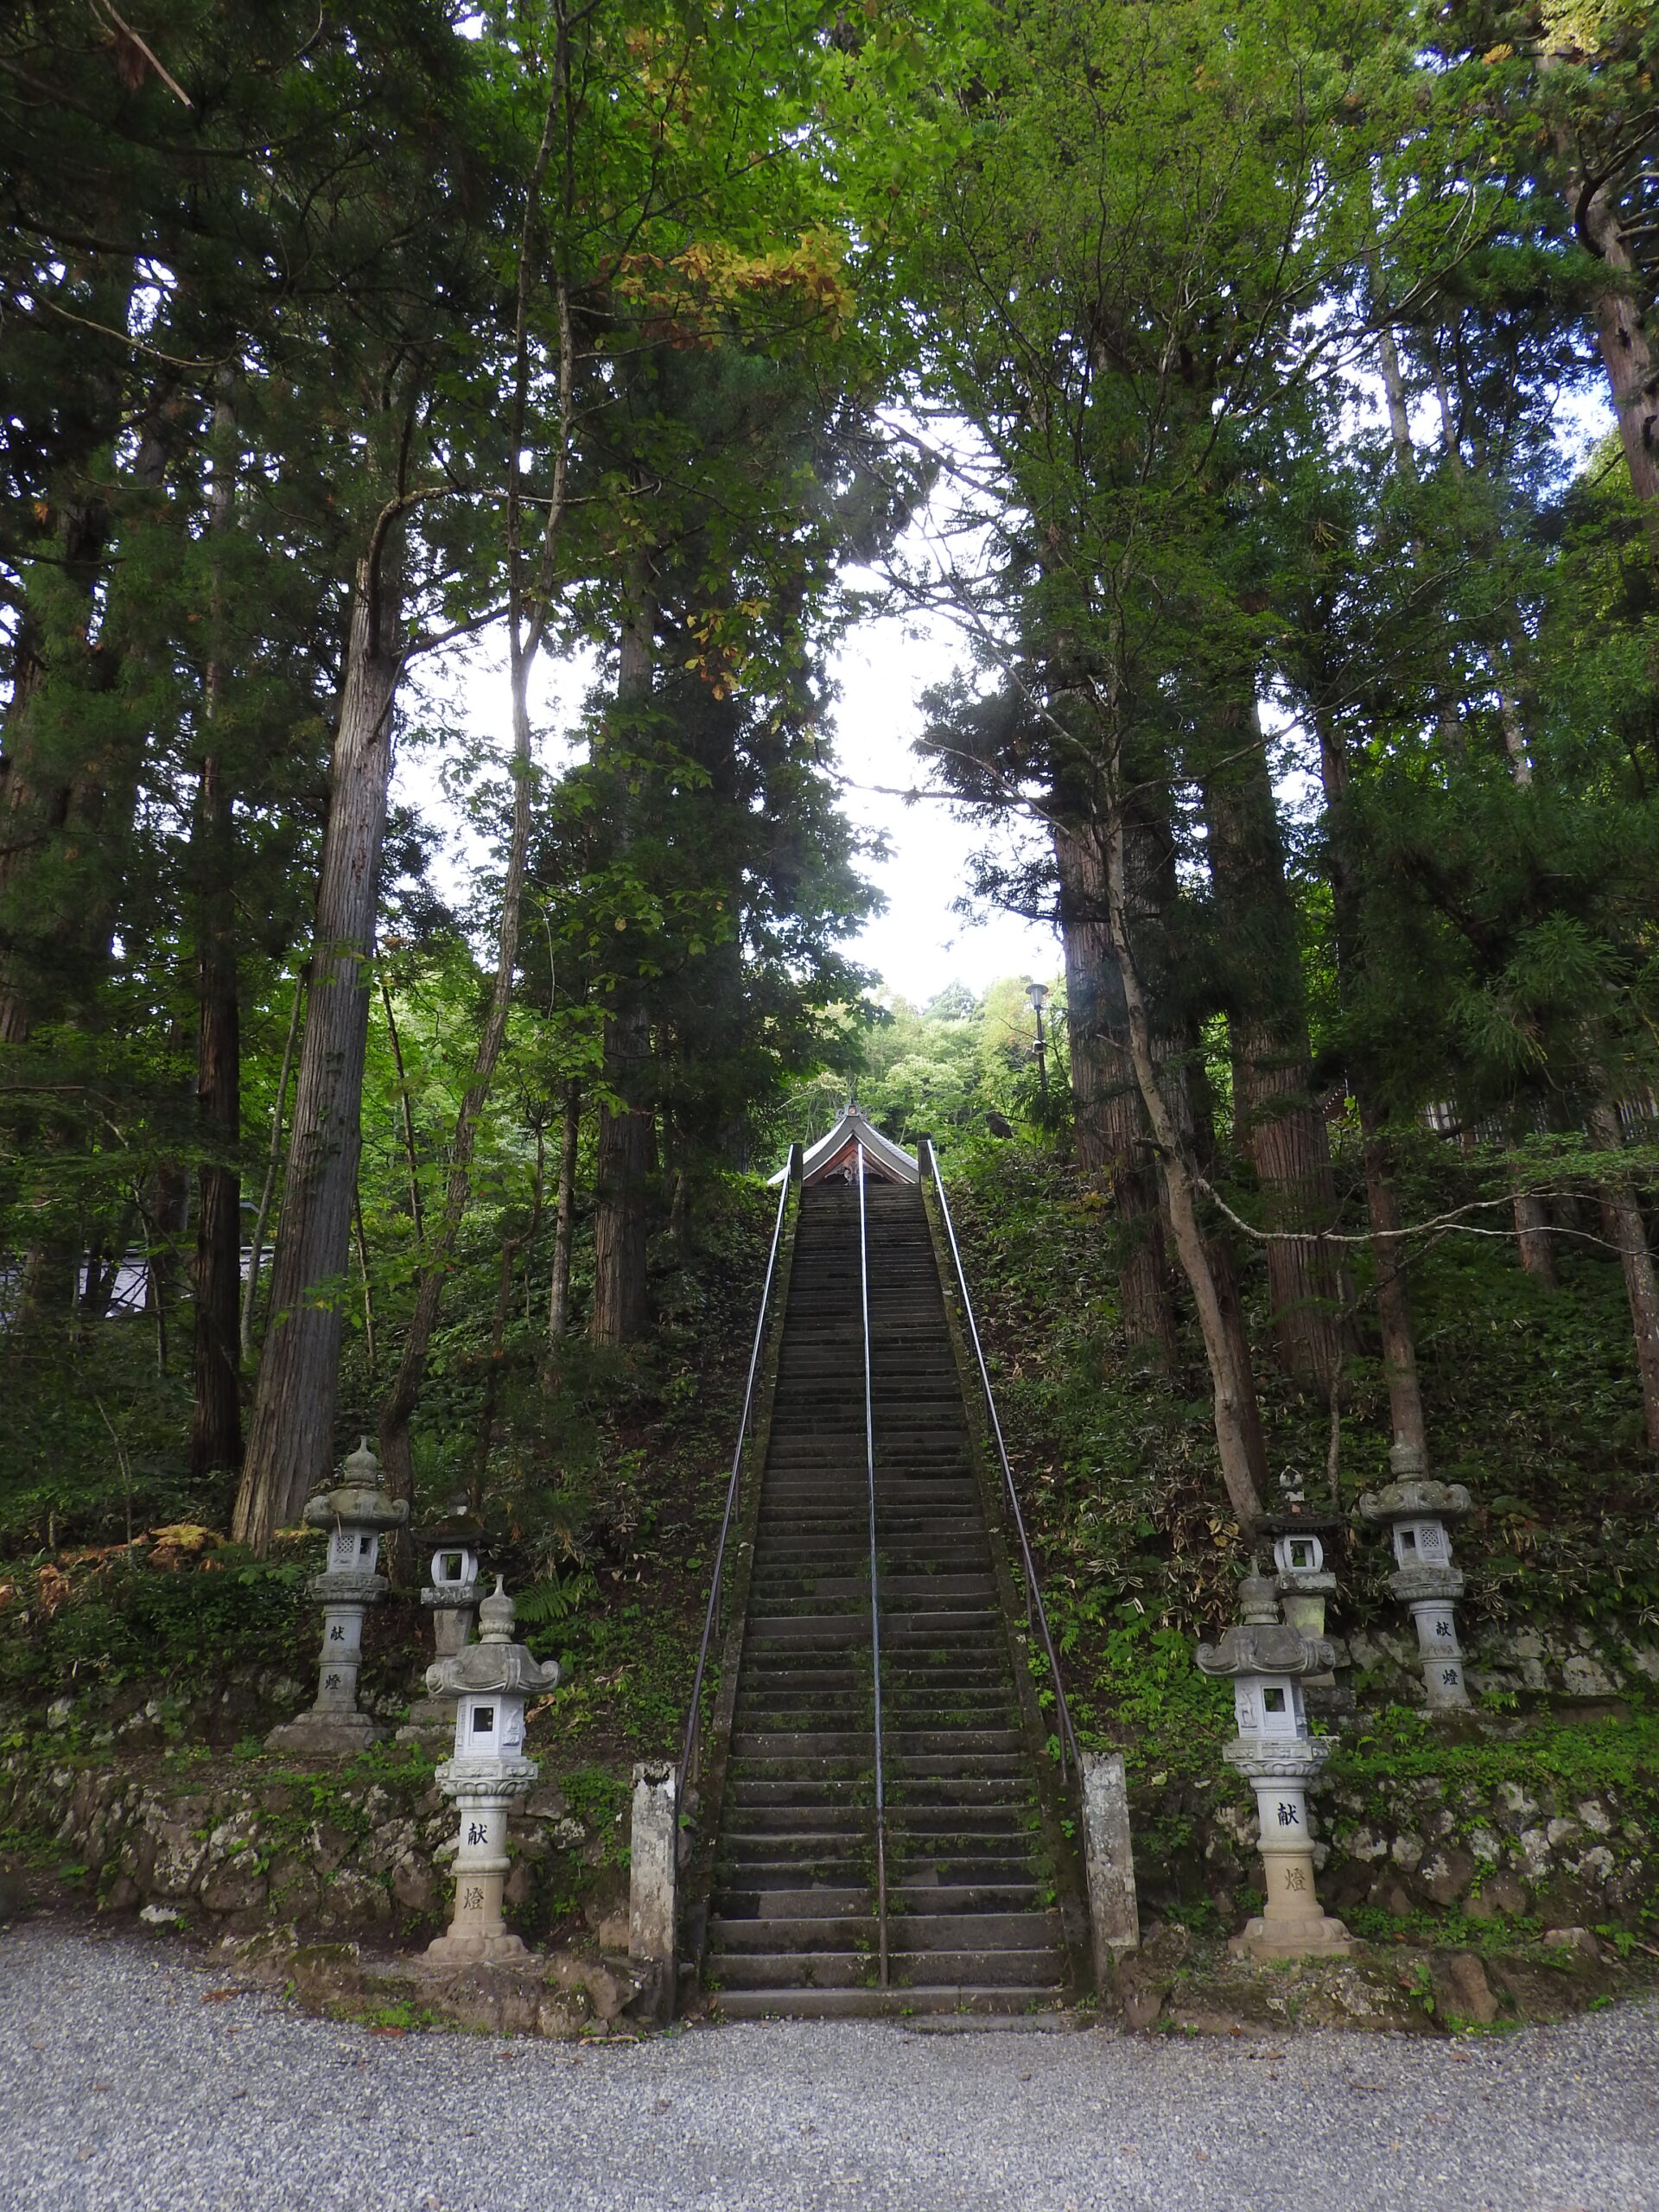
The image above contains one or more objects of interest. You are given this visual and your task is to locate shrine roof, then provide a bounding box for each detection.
[769,1104,918,1186]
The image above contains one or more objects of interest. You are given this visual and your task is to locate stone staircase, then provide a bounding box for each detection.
[706,1179,1070,2018]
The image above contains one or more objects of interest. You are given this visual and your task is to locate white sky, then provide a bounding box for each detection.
[822,606,1058,1006]
[404,374,1613,1012]
[404,600,1058,1010]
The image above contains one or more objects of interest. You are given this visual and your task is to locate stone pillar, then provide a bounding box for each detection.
[429,1785,518,1961]
[629,1761,678,2021]
[1357,1468,1473,1712]
[1224,1738,1351,1958]
[1197,1573,1353,1962]
[266,1440,409,1757]
[1078,1750,1139,1984]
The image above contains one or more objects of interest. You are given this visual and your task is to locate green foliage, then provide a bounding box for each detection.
[0,1553,311,1701]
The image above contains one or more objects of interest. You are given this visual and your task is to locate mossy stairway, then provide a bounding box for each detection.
[705,1179,1070,2018]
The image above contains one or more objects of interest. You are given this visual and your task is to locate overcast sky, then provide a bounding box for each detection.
[404,594,1058,1010]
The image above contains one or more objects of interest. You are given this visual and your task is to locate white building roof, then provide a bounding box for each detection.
[770,1103,919,1185]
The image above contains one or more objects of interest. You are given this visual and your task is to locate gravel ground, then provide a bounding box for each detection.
[3,1918,1657,2212]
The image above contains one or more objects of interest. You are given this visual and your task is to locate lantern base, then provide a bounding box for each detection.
[424,1929,531,1966]
[264,1708,385,1756]
[1230,1912,1353,1961]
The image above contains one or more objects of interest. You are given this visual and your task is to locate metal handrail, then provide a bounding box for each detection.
[920,1137,1080,1777]
[857,1142,890,1986]
[680,1147,799,1790]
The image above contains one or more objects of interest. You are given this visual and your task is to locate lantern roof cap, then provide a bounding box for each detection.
[301,1439,409,1533]
[414,1499,487,1550]
[1357,1478,1471,1527]
[1197,1621,1335,1680]
[424,1576,560,1699]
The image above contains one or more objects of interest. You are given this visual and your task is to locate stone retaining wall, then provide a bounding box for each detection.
[1184,1763,1656,1935]
[0,1746,627,1950]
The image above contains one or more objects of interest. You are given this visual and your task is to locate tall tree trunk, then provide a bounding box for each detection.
[547,1079,581,1345]
[191,747,242,1475]
[1589,1093,1659,1453]
[1053,817,1178,1361]
[1513,1185,1559,1289]
[378,972,425,1242]
[1097,791,1264,1527]
[591,1017,656,1345]
[1313,698,1433,1470]
[1578,179,1659,551]
[240,975,303,1360]
[590,589,656,1348]
[1185,1055,1273,1500]
[1203,701,1344,1397]
[232,539,405,1553]
[1358,1102,1430,1468]
[0,380,129,1039]
[192,378,243,1478]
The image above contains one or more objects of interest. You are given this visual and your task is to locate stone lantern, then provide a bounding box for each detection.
[1197,1573,1352,1961]
[266,1439,408,1756]
[425,1578,561,1964]
[1357,1463,1472,1712]
[396,1503,486,1750]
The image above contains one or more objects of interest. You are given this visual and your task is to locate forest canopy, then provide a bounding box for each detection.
[2,0,1657,1568]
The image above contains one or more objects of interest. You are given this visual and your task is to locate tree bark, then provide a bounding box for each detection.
[1513,1186,1559,1289]
[1053,817,1178,1361]
[1358,1101,1430,1466]
[1589,1094,1659,1453]
[190,751,243,1474]
[589,589,657,1348]
[1098,796,1264,1527]
[240,976,303,1361]
[1579,180,1659,550]
[191,378,243,1478]
[547,1079,581,1344]
[232,541,404,1552]
[1202,702,1344,1397]
[1311,696,1433,1468]
[591,1017,656,1345]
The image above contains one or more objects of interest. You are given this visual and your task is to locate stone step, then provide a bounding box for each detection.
[710,1916,878,1953]
[712,1883,869,1913]
[711,1986,1064,2021]
[711,1947,1062,1993]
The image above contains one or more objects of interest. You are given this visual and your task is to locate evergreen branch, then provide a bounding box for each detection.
[32,297,229,370]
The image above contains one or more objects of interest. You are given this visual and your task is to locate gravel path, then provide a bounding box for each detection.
[3,1918,1657,2212]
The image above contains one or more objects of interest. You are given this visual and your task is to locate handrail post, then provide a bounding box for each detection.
[920,1137,1079,1777]
[858,1141,889,1988]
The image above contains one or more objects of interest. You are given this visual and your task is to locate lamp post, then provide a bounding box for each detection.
[1027,981,1050,1096]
